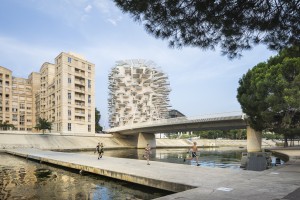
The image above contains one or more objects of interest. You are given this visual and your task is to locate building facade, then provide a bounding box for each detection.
[108,59,171,127]
[0,52,95,134]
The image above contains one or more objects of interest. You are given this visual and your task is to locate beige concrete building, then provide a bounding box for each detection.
[108,59,171,127]
[0,52,95,135]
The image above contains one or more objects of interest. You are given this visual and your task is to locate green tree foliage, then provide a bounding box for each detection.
[237,46,300,142]
[262,132,283,140]
[35,118,52,134]
[95,108,103,133]
[0,121,15,130]
[114,0,300,58]
[194,129,246,139]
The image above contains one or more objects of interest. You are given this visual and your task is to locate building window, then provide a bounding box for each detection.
[12,114,18,121]
[68,92,71,99]
[68,57,72,63]
[88,65,91,70]
[20,103,25,109]
[88,125,91,132]
[68,77,71,84]
[68,109,72,120]
[68,123,71,131]
[88,95,91,104]
[88,80,91,88]
[88,114,91,122]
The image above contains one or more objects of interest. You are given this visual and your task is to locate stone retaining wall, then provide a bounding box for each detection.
[0,133,277,151]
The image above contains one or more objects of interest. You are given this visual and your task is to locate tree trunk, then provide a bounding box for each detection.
[284,135,288,147]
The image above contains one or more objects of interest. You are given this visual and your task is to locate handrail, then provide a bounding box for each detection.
[106,111,246,132]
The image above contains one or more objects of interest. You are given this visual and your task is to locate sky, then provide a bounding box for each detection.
[0,0,277,128]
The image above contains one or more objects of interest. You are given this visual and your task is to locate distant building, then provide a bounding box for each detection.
[0,67,39,131]
[108,59,171,127]
[169,109,185,118]
[0,52,95,134]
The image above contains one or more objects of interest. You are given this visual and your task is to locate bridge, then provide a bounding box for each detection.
[106,111,262,152]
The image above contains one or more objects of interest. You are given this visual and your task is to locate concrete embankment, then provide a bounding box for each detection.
[5,147,300,200]
[0,132,277,151]
[0,133,136,151]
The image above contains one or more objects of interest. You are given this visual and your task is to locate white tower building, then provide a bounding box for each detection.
[108,60,171,128]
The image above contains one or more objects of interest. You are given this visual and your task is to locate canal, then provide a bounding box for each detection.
[78,147,245,169]
[0,147,282,199]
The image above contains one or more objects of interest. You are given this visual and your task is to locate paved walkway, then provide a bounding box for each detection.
[156,148,300,200]
[5,148,300,200]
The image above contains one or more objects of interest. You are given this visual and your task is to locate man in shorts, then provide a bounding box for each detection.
[95,142,104,159]
[184,142,200,166]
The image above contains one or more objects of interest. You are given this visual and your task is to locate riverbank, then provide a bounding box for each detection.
[5,147,300,200]
[0,132,277,151]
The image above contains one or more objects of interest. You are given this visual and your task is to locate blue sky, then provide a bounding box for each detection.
[0,0,277,127]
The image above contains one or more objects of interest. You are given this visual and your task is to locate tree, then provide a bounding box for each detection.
[95,108,103,133]
[114,0,300,58]
[35,118,52,134]
[237,46,300,146]
[0,121,15,131]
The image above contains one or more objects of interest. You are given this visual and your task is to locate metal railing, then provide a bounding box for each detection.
[107,111,246,132]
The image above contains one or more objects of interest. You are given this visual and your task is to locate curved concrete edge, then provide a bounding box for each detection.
[268,148,300,162]
[154,148,300,200]
[6,149,195,193]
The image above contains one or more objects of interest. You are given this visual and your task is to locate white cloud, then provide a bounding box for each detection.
[107,16,122,26]
[93,0,111,14]
[84,4,92,13]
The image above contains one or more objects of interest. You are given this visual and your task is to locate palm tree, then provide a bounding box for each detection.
[0,121,15,131]
[35,118,52,134]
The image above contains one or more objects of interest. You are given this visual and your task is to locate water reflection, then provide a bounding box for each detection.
[78,147,244,169]
[0,154,171,200]
[78,147,283,170]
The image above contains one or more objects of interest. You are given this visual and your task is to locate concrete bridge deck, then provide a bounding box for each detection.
[5,148,300,200]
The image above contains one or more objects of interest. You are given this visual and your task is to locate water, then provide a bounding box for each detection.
[0,153,171,200]
[78,147,284,169]
[79,147,245,169]
[0,147,283,199]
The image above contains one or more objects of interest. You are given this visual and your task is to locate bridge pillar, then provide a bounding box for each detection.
[137,133,156,149]
[246,126,262,152]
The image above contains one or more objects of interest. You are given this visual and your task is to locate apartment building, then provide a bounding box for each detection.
[0,52,95,135]
[0,67,40,131]
[108,59,171,127]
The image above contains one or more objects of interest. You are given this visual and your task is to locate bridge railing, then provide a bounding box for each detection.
[107,111,246,132]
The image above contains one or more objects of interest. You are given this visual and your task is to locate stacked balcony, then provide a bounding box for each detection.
[108,59,171,127]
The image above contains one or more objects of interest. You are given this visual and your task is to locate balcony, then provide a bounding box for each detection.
[75,101,85,107]
[75,111,85,116]
[75,116,85,122]
[75,87,85,94]
[75,68,85,77]
[75,78,85,86]
[75,92,85,100]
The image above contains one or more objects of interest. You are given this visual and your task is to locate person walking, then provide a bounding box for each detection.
[144,144,151,165]
[184,142,200,166]
[94,142,104,159]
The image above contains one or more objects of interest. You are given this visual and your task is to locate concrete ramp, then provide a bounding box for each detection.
[5,148,300,200]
